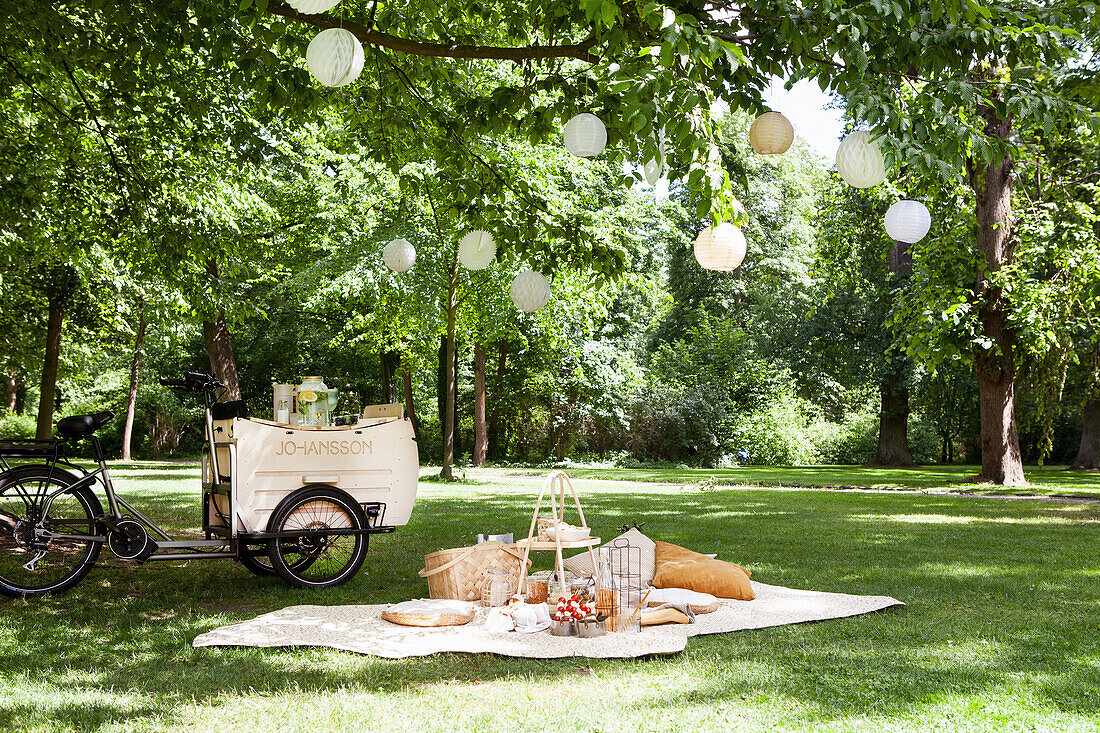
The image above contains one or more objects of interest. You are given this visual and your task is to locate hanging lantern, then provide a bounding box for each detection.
[382,238,416,272]
[748,112,794,155]
[563,113,607,157]
[458,230,497,270]
[835,131,886,188]
[305,28,365,88]
[694,223,747,271]
[644,157,662,185]
[884,200,931,244]
[284,0,341,13]
[509,269,551,312]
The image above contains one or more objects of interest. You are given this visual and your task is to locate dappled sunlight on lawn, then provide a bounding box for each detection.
[3,465,1100,730]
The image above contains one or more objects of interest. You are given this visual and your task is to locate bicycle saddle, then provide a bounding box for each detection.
[56,411,115,439]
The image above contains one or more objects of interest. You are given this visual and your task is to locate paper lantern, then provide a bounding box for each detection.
[383,238,416,272]
[563,113,607,157]
[305,28,365,88]
[835,131,886,188]
[884,200,931,244]
[694,223,747,271]
[509,269,551,312]
[643,157,662,185]
[284,0,341,13]
[748,112,794,155]
[458,230,497,270]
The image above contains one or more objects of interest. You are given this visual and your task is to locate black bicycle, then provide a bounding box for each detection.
[0,372,395,598]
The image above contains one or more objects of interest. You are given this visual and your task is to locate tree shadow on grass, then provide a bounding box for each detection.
[3,486,1100,728]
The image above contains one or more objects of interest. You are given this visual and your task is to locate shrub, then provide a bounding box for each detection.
[0,411,36,440]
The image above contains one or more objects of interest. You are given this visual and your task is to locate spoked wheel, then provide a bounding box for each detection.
[0,466,102,598]
[238,543,315,577]
[267,486,368,589]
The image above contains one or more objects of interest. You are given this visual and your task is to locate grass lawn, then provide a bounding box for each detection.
[469,463,1100,498]
[2,462,1100,731]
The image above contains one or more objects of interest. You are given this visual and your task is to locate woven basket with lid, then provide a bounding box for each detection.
[418,542,530,603]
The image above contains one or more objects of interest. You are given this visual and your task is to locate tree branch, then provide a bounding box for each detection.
[266,0,600,63]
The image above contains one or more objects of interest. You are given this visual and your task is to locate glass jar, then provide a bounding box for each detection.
[481,569,514,607]
[296,376,328,427]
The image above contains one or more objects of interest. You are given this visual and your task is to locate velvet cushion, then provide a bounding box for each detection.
[651,542,755,600]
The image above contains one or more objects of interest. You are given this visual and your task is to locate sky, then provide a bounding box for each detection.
[763,77,846,163]
[643,76,845,197]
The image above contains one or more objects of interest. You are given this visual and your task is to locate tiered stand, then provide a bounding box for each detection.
[515,470,600,601]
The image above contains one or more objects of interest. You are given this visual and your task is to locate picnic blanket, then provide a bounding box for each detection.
[192,582,902,659]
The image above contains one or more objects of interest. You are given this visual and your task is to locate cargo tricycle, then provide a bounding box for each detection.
[0,372,419,598]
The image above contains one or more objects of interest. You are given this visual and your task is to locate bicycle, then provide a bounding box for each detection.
[0,372,417,598]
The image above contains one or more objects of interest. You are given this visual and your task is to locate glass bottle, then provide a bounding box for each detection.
[480,568,514,607]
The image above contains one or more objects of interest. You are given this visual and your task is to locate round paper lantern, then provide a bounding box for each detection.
[884,200,931,244]
[643,157,662,185]
[284,0,341,13]
[694,223,747,271]
[509,269,551,312]
[835,130,886,188]
[748,111,794,155]
[563,113,607,157]
[382,238,416,272]
[457,230,497,270]
[305,28,365,88]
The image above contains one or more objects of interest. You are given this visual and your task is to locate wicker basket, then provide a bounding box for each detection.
[418,542,530,603]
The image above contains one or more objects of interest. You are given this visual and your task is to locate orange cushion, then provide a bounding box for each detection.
[651,542,755,600]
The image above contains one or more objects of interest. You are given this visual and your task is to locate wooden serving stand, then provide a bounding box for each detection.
[516,470,600,601]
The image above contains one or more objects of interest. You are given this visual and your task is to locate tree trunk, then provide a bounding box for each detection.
[1072,395,1100,470]
[381,351,400,403]
[473,343,487,466]
[403,365,419,441]
[872,241,915,466]
[5,372,16,412]
[968,77,1027,486]
[202,312,241,400]
[441,277,457,480]
[437,336,447,461]
[35,306,65,441]
[452,340,461,459]
[121,308,148,461]
[874,374,914,466]
[487,340,508,459]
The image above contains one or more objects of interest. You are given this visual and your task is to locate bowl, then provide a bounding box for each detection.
[545,525,591,543]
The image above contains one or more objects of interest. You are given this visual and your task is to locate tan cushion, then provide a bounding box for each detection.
[640,607,692,626]
[651,542,755,600]
[562,528,655,586]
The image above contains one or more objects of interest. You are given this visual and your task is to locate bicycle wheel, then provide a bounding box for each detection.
[238,544,276,576]
[267,487,368,589]
[0,465,102,598]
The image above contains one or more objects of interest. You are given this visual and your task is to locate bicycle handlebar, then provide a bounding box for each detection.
[158,372,226,392]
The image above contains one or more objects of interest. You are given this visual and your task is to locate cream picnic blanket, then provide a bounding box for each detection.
[192,582,902,659]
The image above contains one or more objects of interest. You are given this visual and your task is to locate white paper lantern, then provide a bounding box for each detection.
[305,28,365,88]
[748,111,794,155]
[835,130,886,188]
[457,230,497,270]
[884,200,931,244]
[509,269,551,312]
[382,238,416,272]
[644,157,662,185]
[563,113,607,157]
[284,0,341,13]
[694,223,747,272]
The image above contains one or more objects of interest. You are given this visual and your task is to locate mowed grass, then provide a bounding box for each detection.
[1,462,1099,731]
[470,463,1100,497]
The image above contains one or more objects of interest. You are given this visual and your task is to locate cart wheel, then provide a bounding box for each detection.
[267,486,368,589]
[238,544,276,576]
[239,543,314,577]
